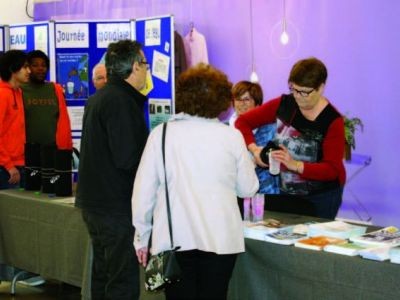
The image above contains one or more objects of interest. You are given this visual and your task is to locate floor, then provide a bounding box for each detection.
[0,280,81,300]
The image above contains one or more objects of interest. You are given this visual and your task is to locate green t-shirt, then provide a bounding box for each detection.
[22,82,59,145]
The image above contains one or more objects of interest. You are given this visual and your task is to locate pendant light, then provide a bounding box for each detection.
[249,0,259,82]
[280,0,289,45]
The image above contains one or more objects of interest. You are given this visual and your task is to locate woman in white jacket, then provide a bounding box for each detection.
[132,63,259,300]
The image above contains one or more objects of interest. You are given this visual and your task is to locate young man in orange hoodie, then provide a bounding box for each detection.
[0,50,30,189]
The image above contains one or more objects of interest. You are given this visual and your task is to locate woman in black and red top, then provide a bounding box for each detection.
[235,57,345,219]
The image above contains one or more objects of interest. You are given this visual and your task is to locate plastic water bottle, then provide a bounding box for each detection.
[251,194,265,222]
[268,151,280,175]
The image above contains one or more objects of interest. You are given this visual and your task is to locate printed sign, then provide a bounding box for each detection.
[55,23,89,48]
[34,25,48,54]
[145,19,161,46]
[96,23,130,48]
[10,26,27,50]
[152,50,170,82]
[57,53,89,100]
[149,98,171,130]
[0,28,3,52]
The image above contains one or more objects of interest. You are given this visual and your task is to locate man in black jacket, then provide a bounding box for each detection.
[76,40,149,300]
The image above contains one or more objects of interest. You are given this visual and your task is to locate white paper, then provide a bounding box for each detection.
[10,26,27,50]
[152,50,170,82]
[96,23,131,48]
[0,28,3,51]
[55,23,89,48]
[67,106,84,131]
[164,41,170,53]
[145,19,161,46]
[34,25,48,55]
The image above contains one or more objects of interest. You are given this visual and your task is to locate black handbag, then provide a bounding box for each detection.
[144,122,182,292]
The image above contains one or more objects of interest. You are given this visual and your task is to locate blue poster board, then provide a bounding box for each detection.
[53,20,131,144]
[0,25,7,52]
[8,22,52,80]
[9,22,50,54]
[54,20,131,106]
[135,15,174,129]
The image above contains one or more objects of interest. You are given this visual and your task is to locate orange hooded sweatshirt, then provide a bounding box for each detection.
[0,81,26,170]
[53,83,73,150]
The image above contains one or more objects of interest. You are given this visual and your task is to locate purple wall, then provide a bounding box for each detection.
[35,0,400,227]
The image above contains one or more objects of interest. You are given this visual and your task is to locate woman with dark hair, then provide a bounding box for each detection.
[229,81,279,218]
[132,63,259,299]
[235,57,345,219]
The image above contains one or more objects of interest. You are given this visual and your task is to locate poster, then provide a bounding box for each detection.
[9,26,27,50]
[0,28,3,52]
[149,98,171,130]
[57,53,89,100]
[152,50,170,82]
[34,25,48,54]
[67,106,84,131]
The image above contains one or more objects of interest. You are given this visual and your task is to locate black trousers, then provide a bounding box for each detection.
[82,210,140,300]
[165,250,237,300]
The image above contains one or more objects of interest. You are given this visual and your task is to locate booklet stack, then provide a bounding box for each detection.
[349,226,400,247]
[243,219,285,241]
[308,220,367,239]
[358,246,393,261]
[264,225,308,245]
[294,236,346,251]
[324,242,373,256]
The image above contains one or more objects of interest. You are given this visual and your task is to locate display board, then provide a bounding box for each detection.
[53,19,132,148]
[4,16,174,149]
[8,22,53,79]
[0,25,7,52]
[135,15,174,129]
[8,21,51,54]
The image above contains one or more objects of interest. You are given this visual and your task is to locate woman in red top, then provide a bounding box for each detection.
[235,57,345,219]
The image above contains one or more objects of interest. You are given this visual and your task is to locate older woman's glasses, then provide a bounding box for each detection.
[289,86,314,97]
[234,96,254,103]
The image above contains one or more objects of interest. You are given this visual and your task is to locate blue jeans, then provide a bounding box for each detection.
[0,166,25,190]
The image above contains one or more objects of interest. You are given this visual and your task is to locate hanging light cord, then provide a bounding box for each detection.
[283,0,287,32]
[249,0,255,71]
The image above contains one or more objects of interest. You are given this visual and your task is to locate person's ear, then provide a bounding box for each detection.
[132,61,140,74]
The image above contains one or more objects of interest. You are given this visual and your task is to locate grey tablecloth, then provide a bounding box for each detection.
[1,190,399,300]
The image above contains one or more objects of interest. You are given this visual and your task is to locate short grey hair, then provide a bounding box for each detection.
[105,40,143,79]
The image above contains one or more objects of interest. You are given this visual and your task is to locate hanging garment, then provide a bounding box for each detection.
[184,27,209,67]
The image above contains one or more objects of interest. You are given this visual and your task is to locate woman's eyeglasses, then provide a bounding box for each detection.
[234,96,254,103]
[289,86,315,97]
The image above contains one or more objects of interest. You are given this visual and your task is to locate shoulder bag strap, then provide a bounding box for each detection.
[162,122,175,249]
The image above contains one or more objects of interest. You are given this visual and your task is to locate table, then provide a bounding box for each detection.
[228,211,400,300]
[2,191,399,300]
[0,189,92,299]
[0,189,162,300]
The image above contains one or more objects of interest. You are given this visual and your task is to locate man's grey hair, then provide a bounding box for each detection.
[105,40,143,79]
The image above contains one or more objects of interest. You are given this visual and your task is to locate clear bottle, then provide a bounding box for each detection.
[268,150,280,175]
[251,194,265,222]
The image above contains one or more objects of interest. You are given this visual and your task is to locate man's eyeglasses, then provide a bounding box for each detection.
[289,86,314,97]
[234,96,254,103]
[139,60,150,70]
